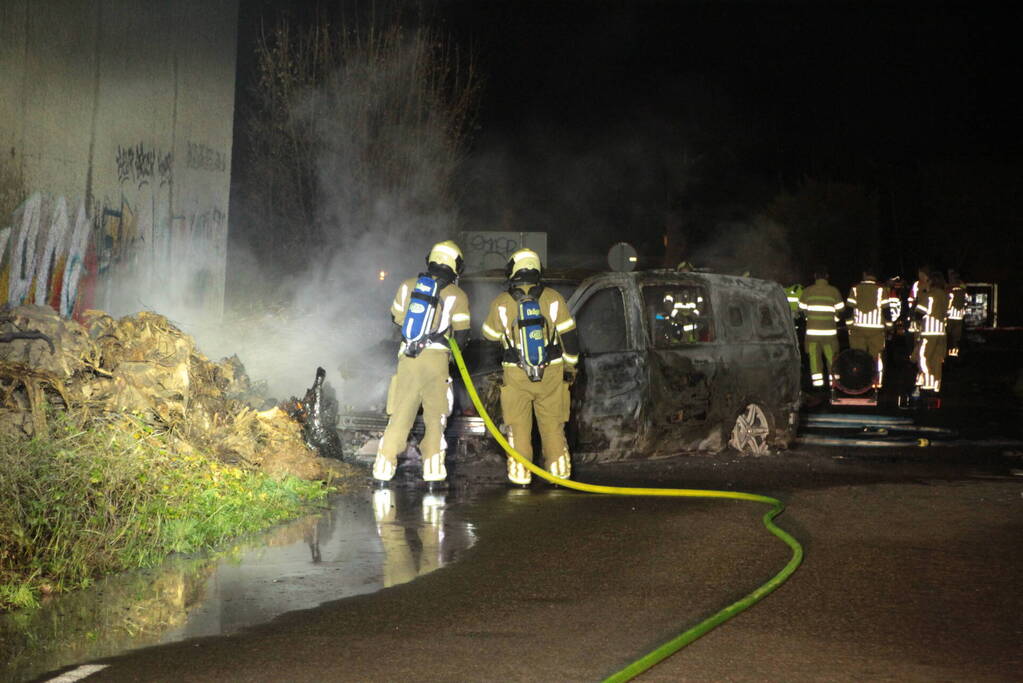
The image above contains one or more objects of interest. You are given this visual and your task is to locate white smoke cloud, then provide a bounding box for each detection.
[185,26,466,404]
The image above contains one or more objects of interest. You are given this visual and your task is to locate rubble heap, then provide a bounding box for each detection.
[0,304,349,482]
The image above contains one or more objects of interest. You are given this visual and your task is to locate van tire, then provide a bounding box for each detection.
[729,402,772,455]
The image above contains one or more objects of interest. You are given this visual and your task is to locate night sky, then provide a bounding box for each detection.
[234,1,1023,315]
[452,2,1019,159]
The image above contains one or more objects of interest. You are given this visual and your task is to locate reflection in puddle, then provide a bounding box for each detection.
[374,489,450,587]
[0,488,476,682]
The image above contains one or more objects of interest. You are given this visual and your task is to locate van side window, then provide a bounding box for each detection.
[728,306,743,327]
[724,298,753,341]
[643,284,714,347]
[576,287,628,354]
[756,303,785,339]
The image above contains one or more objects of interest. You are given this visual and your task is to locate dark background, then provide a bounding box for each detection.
[231,1,1023,321]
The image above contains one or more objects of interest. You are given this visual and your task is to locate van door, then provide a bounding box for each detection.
[569,285,644,457]
[640,283,719,451]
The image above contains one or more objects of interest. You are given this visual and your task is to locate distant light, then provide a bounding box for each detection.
[378,270,387,281]
[628,256,637,262]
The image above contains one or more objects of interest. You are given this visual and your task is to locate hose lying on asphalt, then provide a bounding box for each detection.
[803,412,913,426]
[448,339,803,682]
[803,422,957,436]
[796,434,935,448]
[797,434,1023,449]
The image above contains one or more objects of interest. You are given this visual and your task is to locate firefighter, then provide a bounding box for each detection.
[912,269,949,394]
[908,266,929,308]
[481,248,580,486]
[798,267,845,389]
[373,240,471,488]
[785,283,804,320]
[908,266,930,322]
[675,288,701,342]
[946,269,967,357]
[846,267,892,388]
[655,292,682,344]
[655,289,700,344]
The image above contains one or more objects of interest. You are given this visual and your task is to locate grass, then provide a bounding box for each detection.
[0,412,329,611]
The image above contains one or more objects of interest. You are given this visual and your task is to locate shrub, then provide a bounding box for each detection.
[0,412,327,610]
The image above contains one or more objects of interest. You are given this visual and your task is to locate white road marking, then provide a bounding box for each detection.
[45,664,109,682]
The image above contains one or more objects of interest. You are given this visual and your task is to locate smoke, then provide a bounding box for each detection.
[192,215,438,405]
[689,216,797,284]
[459,114,706,270]
[188,22,472,404]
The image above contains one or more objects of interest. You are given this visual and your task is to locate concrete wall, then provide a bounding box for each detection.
[0,0,238,321]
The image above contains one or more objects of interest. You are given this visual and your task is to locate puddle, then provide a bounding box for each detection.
[1,488,476,683]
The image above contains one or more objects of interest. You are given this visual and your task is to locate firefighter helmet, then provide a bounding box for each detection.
[426,240,464,277]
[505,248,542,283]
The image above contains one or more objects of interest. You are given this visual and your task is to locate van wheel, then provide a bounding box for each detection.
[729,403,772,455]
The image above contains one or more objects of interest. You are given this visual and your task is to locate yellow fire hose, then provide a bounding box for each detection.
[448,339,804,681]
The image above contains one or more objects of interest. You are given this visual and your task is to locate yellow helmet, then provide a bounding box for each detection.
[506,248,542,281]
[427,240,464,276]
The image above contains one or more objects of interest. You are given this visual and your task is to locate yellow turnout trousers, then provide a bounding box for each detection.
[500,363,571,484]
[804,336,839,388]
[374,349,453,482]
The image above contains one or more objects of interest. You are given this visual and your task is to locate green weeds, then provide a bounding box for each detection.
[0,413,327,610]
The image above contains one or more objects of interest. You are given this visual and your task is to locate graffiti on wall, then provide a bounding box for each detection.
[0,191,227,320]
[460,231,548,273]
[185,141,227,173]
[115,143,173,190]
[105,139,228,316]
[0,193,92,318]
[0,139,229,320]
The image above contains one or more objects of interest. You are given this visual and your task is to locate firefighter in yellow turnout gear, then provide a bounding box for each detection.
[846,268,895,388]
[913,269,949,393]
[799,267,845,389]
[373,241,471,486]
[481,249,580,485]
[946,269,967,358]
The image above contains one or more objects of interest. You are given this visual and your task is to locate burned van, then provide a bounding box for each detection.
[338,269,800,467]
[565,270,801,461]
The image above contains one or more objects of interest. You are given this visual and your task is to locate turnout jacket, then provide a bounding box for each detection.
[846,279,895,329]
[482,285,579,368]
[799,278,845,337]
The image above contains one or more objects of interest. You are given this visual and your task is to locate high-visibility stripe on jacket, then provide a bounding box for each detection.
[915,286,948,336]
[799,278,844,337]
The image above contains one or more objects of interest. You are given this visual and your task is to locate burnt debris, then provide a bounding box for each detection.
[286,367,344,460]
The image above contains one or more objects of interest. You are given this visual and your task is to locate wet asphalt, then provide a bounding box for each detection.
[40,441,1022,683]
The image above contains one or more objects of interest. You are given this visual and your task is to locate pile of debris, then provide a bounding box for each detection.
[0,304,351,482]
